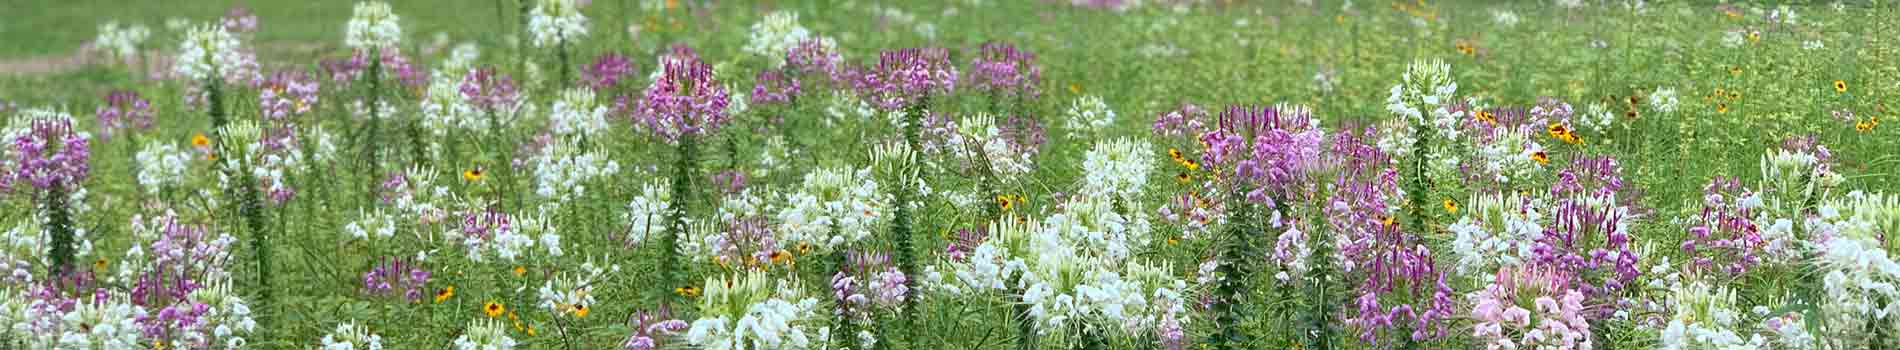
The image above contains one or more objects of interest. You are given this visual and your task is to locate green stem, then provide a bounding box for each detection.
[1014,295,1038,350]
[1304,191,1341,350]
[659,135,698,306]
[892,102,926,345]
[558,38,572,88]
[45,184,75,276]
[209,78,227,133]
[1208,199,1259,350]
[241,169,272,342]
[1079,326,1107,350]
[364,52,386,199]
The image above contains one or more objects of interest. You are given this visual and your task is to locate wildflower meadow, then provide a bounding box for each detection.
[2,0,1899,349]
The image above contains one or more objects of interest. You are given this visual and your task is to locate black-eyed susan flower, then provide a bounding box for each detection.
[1834,80,1848,93]
[512,265,526,277]
[509,310,536,335]
[1381,215,1396,227]
[1176,172,1192,183]
[1443,199,1459,214]
[1474,110,1497,125]
[94,258,108,270]
[191,133,210,147]
[1069,83,1082,94]
[1182,159,1200,171]
[464,168,486,182]
[1456,41,1475,56]
[769,250,790,264]
[1531,151,1550,165]
[484,301,505,318]
[996,195,1014,211]
[1717,103,1730,114]
[1168,147,1184,162]
[572,304,590,318]
[1548,124,1581,144]
[675,286,700,297]
[435,286,454,303]
[1728,66,1742,77]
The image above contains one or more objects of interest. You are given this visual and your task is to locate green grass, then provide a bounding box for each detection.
[2,1,1899,349]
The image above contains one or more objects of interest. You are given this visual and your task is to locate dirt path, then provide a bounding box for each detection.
[0,42,338,78]
[0,48,104,76]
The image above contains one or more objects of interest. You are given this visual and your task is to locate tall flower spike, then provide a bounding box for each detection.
[744,11,811,67]
[751,68,802,106]
[345,1,403,50]
[1201,104,1324,204]
[174,24,243,82]
[785,38,843,82]
[968,41,1042,100]
[580,53,635,91]
[95,90,155,140]
[459,66,522,115]
[13,115,93,191]
[258,71,320,120]
[633,48,730,142]
[527,0,588,48]
[855,47,958,110]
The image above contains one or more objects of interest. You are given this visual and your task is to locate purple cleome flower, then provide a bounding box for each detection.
[459,66,522,114]
[258,70,320,120]
[627,46,730,142]
[852,47,957,110]
[10,118,90,193]
[750,68,801,106]
[581,53,637,91]
[1200,105,1325,204]
[967,41,1042,100]
[362,256,432,303]
[95,90,156,139]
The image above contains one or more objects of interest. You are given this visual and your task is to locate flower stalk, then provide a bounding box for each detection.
[660,134,697,305]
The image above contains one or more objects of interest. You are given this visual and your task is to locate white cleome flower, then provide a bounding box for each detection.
[529,137,620,205]
[528,0,589,47]
[93,21,151,60]
[1648,87,1679,115]
[174,24,244,82]
[453,319,518,350]
[744,11,811,67]
[1080,137,1154,203]
[134,140,189,194]
[345,1,403,50]
[321,321,385,350]
[622,181,671,246]
[547,88,609,138]
[1064,95,1117,132]
[776,167,888,252]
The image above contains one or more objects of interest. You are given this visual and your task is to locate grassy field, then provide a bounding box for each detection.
[3,0,1900,349]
